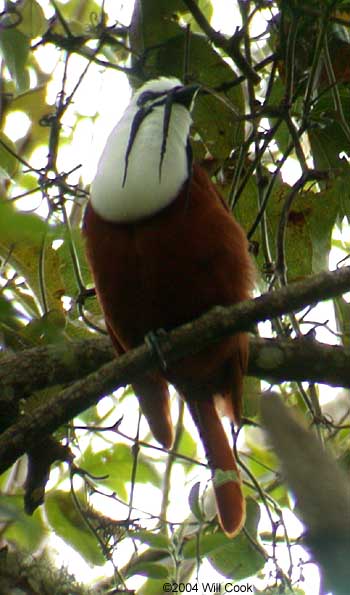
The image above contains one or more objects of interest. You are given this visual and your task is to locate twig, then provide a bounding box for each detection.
[160,401,185,529]
[181,0,260,84]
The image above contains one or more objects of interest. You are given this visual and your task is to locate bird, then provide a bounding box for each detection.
[83,77,254,537]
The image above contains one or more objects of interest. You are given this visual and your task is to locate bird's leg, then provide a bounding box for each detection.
[76,286,96,305]
[145,329,168,371]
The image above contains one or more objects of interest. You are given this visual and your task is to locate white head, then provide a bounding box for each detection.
[90,77,196,222]
[132,76,186,104]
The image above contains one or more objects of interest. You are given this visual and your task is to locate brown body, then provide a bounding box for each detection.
[83,163,253,535]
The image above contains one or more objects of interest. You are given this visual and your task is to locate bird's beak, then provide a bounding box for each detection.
[173,84,200,109]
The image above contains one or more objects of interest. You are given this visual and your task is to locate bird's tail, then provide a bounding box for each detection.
[133,374,173,450]
[187,399,245,537]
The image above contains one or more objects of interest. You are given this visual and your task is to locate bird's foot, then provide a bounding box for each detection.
[76,286,96,305]
[145,329,168,371]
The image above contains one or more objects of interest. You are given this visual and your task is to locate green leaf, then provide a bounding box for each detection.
[0,28,29,92]
[242,375,261,419]
[17,0,48,38]
[132,529,171,550]
[57,228,100,336]
[58,228,92,297]
[0,213,66,316]
[207,499,265,580]
[149,32,245,159]
[45,490,105,566]
[186,0,214,34]
[11,278,42,319]
[244,430,279,483]
[126,561,169,579]
[0,202,47,242]
[0,494,45,551]
[182,531,230,559]
[23,309,66,344]
[0,291,29,349]
[231,171,340,280]
[11,85,53,156]
[334,295,350,347]
[177,426,197,468]
[336,165,350,223]
[182,499,265,581]
[306,184,340,274]
[0,295,20,325]
[188,481,204,521]
[139,578,172,595]
[266,78,291,154]
[0,132,19,178]
[50,0,101,26]
[308,86,350,170]
[79,443,161,502]
[132,0,192,44]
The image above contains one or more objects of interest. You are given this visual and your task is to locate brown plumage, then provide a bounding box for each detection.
[83,161,253,536]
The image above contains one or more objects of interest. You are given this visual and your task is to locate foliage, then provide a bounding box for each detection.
[1,0,350,593]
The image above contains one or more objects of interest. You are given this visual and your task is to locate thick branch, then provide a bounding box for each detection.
[2,336,350,404]
[249,337,350,388]
[0,338,114,398]
[0,266,350,474]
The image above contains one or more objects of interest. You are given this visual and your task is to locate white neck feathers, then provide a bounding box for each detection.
[91,78,192,223]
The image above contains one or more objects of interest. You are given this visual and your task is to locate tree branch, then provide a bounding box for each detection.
[181,0,260,84]
[0,267,350,474]
[249,336,350,387]
[2,335,350,408]
[0,338,114,398]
